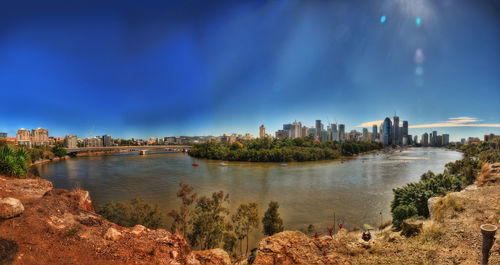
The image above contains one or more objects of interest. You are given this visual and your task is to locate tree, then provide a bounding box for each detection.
[52,146,67,157]
[96,197,167,229]
[188,191,230,250]
[232,202,259,255]
[168,183,197,236]
[262,201,284,236]
[0,145,29,178]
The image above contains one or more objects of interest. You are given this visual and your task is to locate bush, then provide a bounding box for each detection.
[52,146,67,157]
[0,145,29,178]
[432,195,465,222]
[95,198,167,229]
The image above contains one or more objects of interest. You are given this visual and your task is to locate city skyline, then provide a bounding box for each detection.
[1,0,499,141]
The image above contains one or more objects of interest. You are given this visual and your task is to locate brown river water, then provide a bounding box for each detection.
[37,147,462,249]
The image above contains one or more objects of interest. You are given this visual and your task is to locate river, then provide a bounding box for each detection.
[37,147,462,248]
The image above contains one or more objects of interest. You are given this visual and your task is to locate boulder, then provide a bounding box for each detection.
[427,196,439,220]
[193,248,231,265]
[129,224,147,235]
[104,227,122,241]
[401,218,423,237]
[0,197,24,219]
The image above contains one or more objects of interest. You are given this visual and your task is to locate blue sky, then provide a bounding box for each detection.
[1,0,499,141]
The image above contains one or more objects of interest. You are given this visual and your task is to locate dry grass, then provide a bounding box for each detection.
[433,195,465,222]
[378,220,392,230]
[420,221,444,243]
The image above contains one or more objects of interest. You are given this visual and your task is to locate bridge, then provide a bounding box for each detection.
[65,145,191,155]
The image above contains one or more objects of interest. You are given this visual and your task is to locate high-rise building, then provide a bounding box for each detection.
[103,134,112,147]
[0,132,7,139]
[393,115,400,145]
[432,131,438,146]
[338,124,345,142]
[443,134,449,146]
[413,135,418,145]
[64,135,78,148]
[362,128,369,141]
[383,117,392,146]
[290,121,301,139]
[402,121,408,146]
[372,125,378,142]
[283,124,292,138]
[331,124,338,141]
[422,133,429,146]
[31,128,49,146]
[16,128,31,147]
[259,125,265,138]
[315,120,322,139]
[301,126,308,138]
[321,130,328,142]
[460,138,465,145]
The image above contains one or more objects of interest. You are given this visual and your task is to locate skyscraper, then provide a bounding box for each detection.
[402,121,408,146]
[338,124,345,142]
[331,124,338,141]
[383,117,392,146]
[432,131,438,146]
[372,124,378,142]
[283,124,292,138]
[315,120,322,139]
[422,133,429,146]
[362,128,369,141]
[443,134,449,146]
[393,115,399,145]
[259,125,265,138]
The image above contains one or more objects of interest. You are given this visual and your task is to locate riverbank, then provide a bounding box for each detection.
[2,163,498,264]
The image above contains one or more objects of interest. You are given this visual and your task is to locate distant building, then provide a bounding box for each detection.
[315,120,322,139]
[31,128,49,146]
[422,133,429,146]
[432,131,438,146]
[283,124,292,138]
[372,125,378,142]
[362,128,369,141]
[259,125,265,138]
[0,132,6,139]
[402,121,408,146]
[383,118,392,146]
[275,130,287,139]
[103,134,112,147]
[84,137,103,147]
[338,124,345,142]
[64,135,78,148]
[301,126,308,139]
[413,135,418,145]
[290,121,301,139]
[321,130,328,142]
[308,128,317,138]
[393,116,400,146]
[16,128,31,147]
[331,124,338,141]
[443,134,450,146]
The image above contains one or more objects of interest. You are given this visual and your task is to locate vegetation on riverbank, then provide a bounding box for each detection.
[391,141,500,228]
[189,137,383,162]
[96,183,284,256]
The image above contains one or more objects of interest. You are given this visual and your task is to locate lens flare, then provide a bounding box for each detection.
[380,15,386,24]
[414,49,424,64]
[415,66,424,76]
[416,17,421,26]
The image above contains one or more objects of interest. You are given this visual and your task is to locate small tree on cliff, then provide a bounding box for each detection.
[188,190,230,250]
[168,183,197,236]
[262,201,284,236]
[232,202,259,255]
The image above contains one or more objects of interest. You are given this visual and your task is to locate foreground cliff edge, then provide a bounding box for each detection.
[0,164,499,264]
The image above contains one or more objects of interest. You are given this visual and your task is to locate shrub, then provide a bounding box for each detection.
[52,146,67,157]
[262,201,284,236]
[95,198,167,229]
[420,221,444,242]
[0,145,29,178]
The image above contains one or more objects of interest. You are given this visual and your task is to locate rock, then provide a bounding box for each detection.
[129,224,147,235]
[401,218,423,237]
[0,197,24,218]
[387,232,402,242]
[193,248,231,265]
[428,196,439,220]
[104,227,122,241]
